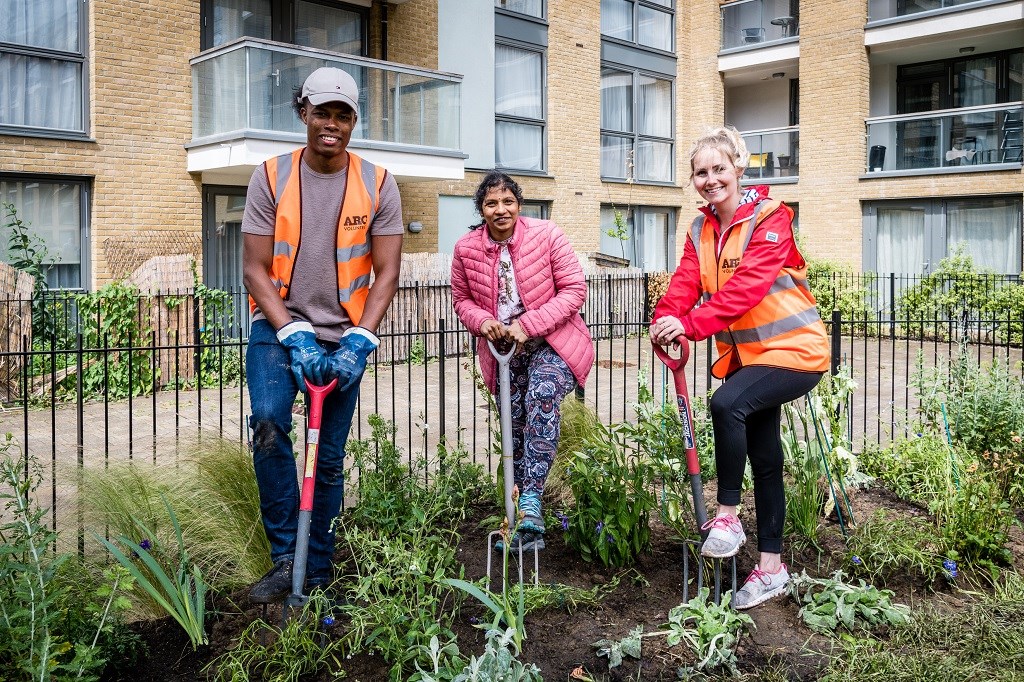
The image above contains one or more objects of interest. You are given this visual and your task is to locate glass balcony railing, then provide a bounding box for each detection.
[191,38,461,151]
[740,126,800,180]
[721,0,799,50]
[867,0,991,22]
[865,103,1023,173]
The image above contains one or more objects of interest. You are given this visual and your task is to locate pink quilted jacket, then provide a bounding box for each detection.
[451,217,594,393]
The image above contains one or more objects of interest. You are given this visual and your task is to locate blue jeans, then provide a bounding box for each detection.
[246,319,360,585]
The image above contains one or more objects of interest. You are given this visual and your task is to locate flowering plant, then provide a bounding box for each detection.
[563,421,656,567]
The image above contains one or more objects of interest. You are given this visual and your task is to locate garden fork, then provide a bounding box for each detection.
[653,341,737,606]
[281,377,338,626]
[484,339,539,592]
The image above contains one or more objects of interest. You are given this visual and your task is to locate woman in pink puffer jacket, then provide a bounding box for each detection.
[451,171,594,551]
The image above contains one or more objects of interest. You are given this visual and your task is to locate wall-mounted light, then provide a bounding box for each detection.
[772,72,785,79]
[959,46,975,54]
[408,221,423,233]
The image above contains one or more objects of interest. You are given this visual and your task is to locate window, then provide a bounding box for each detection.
[601,0,673,52]
[864,196,1022,275]
[599,205,675,271]
[495,42,545,172]
[203,0,366,54]
[494,0,544,19]
[897,49,1022,113]
[601,68,673,182]
[519,201,549,220]
[203,186,246,293]
[1,176,89,289]
[0,0,87,137]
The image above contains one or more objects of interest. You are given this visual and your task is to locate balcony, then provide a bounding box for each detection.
[867,0,1009,22]
[187,38,465,185]
[721,0,799,51]
[740,126,800,181]
[865,103,1023,174]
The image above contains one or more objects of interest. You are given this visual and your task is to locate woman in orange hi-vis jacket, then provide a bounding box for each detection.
[650,126,829,610]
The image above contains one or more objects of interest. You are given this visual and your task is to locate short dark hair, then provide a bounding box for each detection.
[292,87,305,118]
[473,170,524,215]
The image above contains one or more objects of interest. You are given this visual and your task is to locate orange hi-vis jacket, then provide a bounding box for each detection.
[249,148,387,326]
[692,199,830,379]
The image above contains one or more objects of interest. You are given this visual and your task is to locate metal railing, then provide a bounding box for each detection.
[190,37,462,150]
[740,126,800,180]
[865,102,1024,172]
[720,0,799,50]
[867,0,998,22]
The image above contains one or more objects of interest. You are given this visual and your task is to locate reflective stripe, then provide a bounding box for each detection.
[338,273,372,302]
[690,215,703,253]
[273,241,294,258]
[360,160,380,225]
[273,152,294,205]
[336,237,371,262]
[767,273,797,296]
[740,201,771,252]
[716,307,822,345]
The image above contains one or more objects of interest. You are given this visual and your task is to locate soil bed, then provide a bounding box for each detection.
[113,484,999,681]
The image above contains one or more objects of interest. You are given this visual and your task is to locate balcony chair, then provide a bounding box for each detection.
[741,27,765,43]
[744,152,773,179]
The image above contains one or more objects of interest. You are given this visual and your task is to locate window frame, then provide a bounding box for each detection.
[0,3,90,140]
[494,0,546,21]
[599,204,676,271]
[600,0,675,54]
[200,0,369,53]
[600,65,675,184]
[494,38,547,173]
[0,173,91,290]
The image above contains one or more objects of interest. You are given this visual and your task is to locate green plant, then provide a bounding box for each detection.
[806,258,874,320]
[846,510,946,585]
[452,628,543,682]
[787,570,911,635]
[410,634,467,682]
[2,201,60,336]
[207,591,345,681]
[410,335,427,365]
[593,626,642,669]
[564,419,655,567]
[660,588,753,675]
[95,496,207,649]
[896,247,995,321]
[1,449,137,681]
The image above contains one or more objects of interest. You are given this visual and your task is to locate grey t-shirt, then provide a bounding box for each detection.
[241,155,404,341]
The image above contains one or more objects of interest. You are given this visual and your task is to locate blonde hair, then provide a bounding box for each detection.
[688,126,749,181]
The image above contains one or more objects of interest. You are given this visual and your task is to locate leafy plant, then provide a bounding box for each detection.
[564,419,655,567]
[846,510,947,585]
[2,201,59,336]
[207,591,345,681]
[0,449,137,681]
[95,496,208,649]
[787,570,911,635]
[452,628,542,682]
[660,588,753,675]
[806,258,874,320]
[593,625,642,669]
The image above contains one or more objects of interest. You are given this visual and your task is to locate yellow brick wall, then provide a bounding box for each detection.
[0,0,202,288]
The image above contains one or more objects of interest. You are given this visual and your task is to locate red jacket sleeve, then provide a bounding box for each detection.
[679,206,797,341]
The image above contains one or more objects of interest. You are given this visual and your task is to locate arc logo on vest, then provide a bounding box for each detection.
[343,214,368,229]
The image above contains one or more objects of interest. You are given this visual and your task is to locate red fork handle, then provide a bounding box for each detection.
[652,341,700,477]
[299,377,338,512]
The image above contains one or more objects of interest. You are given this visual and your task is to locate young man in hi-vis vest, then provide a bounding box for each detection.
[242,67,403,603]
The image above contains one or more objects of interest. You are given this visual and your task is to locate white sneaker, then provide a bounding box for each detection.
[700,514,746,558]
[733,564,789,610]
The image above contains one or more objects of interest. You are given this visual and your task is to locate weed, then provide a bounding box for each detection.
[787,570,910,635]
[660,588,753,676]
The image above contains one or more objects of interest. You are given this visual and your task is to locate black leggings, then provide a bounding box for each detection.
[710,365,824,554]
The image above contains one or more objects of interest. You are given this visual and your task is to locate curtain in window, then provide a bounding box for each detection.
[637,6,672,51]
[947,198,1022,274]
[637,75,671,137]
[601,68,632,133]
[1,0,78,50]
[296,1,362,54]
[640,211,669,272]
[600,0,632,40]
[211,0,271,46]
[0,54,82,130]
[495,0,543,18]
[0,179,83,288]
[635,139,672,182]
[601,135,631,179]
[875,207,925,274]
[496,121,542,170]
[599,206,635,263]
[495,45,542,119]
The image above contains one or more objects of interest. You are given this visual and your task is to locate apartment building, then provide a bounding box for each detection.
[0,0,1021,294]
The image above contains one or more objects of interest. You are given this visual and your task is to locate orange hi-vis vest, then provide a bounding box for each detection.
[249,148,386,326]
[691,199,830,379]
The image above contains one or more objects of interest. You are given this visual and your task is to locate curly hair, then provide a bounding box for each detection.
[472,170,524,217]
[687,125,750,181]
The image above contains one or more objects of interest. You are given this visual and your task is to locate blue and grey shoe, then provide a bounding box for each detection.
[495,529,546,552]
[518,490,545,534]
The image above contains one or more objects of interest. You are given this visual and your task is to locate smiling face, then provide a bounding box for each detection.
[480,187,521,241]
[691,147,743,213]
[299,100,357,173]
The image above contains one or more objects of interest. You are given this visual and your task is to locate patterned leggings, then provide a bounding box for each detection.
[507,345,577,497]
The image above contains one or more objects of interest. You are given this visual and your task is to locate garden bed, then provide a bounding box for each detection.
[112,482,1002,682]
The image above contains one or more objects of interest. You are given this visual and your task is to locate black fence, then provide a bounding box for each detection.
[1,272,1022,537]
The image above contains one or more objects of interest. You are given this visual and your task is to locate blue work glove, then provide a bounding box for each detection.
[328,327,380,392]
[276,321,331,392]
